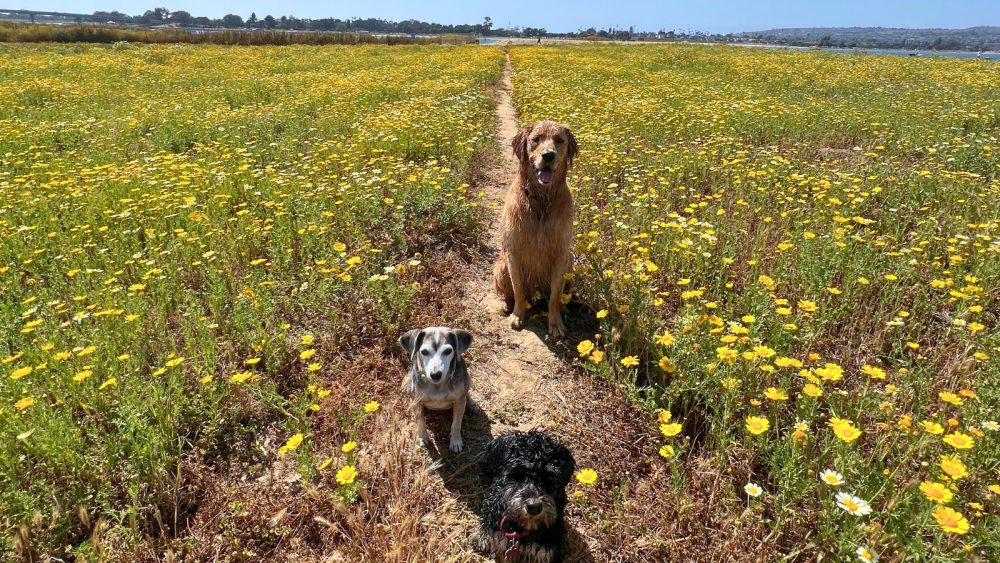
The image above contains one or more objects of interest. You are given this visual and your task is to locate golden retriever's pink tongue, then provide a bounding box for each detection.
[538,168,554,183]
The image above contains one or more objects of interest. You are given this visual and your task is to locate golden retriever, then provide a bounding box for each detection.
[493,121,578,337]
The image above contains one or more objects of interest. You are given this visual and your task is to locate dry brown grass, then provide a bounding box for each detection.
[89,244,479,562]
[81,241,797,563]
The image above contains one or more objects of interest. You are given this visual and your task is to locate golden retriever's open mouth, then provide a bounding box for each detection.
[534,166,554,184]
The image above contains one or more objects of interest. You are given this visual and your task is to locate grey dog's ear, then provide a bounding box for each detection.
[451,329,473,355]
[398,329,423,356]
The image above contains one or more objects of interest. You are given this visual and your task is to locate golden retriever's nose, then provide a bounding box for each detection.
[541,150,556,163]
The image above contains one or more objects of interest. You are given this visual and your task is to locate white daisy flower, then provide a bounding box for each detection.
[982,420,998,431]
[744,482,763,497]
[819,469,844,486]
[836,492,873,516]
[856,546,879,563]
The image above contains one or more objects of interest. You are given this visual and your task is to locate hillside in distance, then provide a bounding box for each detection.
[737,26,1000,51]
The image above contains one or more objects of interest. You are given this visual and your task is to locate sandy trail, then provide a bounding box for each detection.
[407,54,656,563]
[468,55,563,413]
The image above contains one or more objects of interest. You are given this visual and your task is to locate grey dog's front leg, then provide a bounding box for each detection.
[414,403,430,446]
[449,396,467,452]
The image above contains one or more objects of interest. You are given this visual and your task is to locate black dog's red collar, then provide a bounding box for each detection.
[500,516,526,560]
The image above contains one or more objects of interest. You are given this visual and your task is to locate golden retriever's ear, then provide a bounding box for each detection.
[512,125,532,164]
[566,129,579,168]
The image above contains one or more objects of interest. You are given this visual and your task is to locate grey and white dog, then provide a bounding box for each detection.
[399,326,478,452]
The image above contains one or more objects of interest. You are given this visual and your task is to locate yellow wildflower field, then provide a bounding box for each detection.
[3,39,999,561]
[0,43,503,555]
[512,45,998,560]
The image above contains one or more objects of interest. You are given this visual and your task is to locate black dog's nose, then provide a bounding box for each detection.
[429,370,443,381]
[541,150,556,163]
[525,501,543,516]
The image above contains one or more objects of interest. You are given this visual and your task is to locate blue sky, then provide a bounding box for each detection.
[19,0,1000,34]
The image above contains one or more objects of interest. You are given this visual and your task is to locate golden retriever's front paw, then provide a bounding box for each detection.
[548,314,565,338]
[509,306,527,330]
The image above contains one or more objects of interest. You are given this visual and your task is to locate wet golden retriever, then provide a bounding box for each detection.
[493,121,578,337]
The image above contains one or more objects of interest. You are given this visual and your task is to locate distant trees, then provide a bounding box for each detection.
[221,14,244,28]
[138,7,169,24]
[170,10,191,25]
[931,37,963,50]
[66,6,521,36]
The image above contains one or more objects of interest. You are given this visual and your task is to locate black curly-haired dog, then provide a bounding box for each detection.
[473,431,575,563]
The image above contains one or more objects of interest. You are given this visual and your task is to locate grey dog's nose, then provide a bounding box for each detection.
[429,370,443,381]
[541,150,556,163]
[525,501,543,516]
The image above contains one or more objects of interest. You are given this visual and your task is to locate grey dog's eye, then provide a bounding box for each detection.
[421,349,430,356]
[442,347,453,355]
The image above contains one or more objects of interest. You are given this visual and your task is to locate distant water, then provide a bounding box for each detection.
[762,45,1000,60]
[476,37,1000,59]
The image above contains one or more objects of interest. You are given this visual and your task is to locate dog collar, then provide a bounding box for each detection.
[500,516,526,561]
[523,188,551,216]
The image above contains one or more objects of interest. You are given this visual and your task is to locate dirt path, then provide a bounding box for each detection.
[469,56,562,412]
[408,55,660,563]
